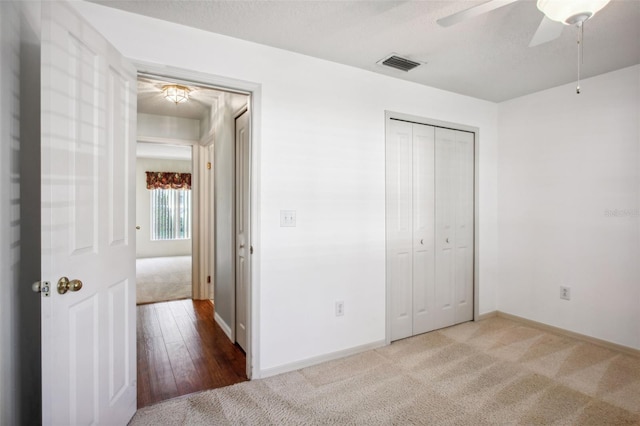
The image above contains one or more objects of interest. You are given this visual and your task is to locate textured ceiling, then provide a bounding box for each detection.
[138,76,219,120]
[138,76,248,120]
[93,0,640,102]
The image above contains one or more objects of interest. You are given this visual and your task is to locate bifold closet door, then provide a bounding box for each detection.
[411,124,436,335]
[387,120,435,341]
[434,128,474,329]
[388,119,474,342]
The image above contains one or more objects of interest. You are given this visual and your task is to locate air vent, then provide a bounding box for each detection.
[378,54,422,72]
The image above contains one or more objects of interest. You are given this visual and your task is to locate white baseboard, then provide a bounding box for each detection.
[496,311,640,358]
[477,310,498,320]
[214,311,233,342]
[258,339,387,379]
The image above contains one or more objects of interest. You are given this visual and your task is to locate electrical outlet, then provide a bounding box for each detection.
[560,286,571,300]
[335,301,344,317]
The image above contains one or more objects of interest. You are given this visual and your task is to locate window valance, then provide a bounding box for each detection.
[146,172,191,190]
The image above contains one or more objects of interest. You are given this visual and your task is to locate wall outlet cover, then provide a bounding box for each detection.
[280,210,296,227]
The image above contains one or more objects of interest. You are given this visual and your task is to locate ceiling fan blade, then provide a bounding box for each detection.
[529,16,565,47]
[437,0,521,27]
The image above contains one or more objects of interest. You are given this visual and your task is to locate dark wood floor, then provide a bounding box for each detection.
[137,299,247,408]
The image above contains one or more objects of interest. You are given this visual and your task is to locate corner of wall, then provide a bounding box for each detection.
[494,65,640,349]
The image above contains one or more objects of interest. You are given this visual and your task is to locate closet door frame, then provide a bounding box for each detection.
[384,111,480,345]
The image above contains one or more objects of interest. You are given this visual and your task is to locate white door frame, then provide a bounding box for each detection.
[134,62,261,379]
[384,111,480,345]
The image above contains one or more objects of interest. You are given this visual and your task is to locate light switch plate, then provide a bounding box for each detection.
[280,210,296,227]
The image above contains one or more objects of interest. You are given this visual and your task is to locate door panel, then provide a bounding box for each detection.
[107,66,131,246]
[108,279,129,401]
[41,2,137,425]
[412,124,435,335]
[235,110,250,351]
[435,127,474,328]
[68,296,98,425]
[386,120,413,341]
[454,131,474,323]
[435,128,456,329]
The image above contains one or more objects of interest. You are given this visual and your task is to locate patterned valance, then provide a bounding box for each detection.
[146,172,191,190]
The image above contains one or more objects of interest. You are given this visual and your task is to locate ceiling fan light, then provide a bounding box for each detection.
[162,84,190,104]
[537,0,610,25]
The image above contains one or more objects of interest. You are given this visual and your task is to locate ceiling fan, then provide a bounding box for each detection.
[437,0,612,47]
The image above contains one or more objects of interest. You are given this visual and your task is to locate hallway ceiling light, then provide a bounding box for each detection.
[162,84,190,104]
[537,0,611,25]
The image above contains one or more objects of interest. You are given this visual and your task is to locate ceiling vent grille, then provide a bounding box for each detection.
[379,55,421,72]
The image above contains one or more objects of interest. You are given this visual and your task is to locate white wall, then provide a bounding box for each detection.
[74,1,499,375]
[497,65,640,349]
[136,157,192,258]
[0,5,20,422]
[0,2,41,424]
[138,112,200,143]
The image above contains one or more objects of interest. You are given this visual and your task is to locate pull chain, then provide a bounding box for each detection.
[576,21,584,94]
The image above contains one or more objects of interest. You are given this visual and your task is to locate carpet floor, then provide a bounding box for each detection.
[129,316,640,425]
[136,256,192,305]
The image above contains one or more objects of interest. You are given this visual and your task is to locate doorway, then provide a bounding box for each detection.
[135,142,193,305]
[134,73,252,407]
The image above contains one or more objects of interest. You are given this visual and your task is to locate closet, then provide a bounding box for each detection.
[386,118,474,342]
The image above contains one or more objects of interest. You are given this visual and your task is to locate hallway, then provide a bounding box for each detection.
[137,299,247,408]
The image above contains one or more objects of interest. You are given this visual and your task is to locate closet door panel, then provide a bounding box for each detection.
[455,131,474,323]
[412,124,435,335]
[435,128,457,329]
[387,120,413,341]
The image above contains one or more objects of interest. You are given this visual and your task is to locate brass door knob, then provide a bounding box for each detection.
[57,277,83,295]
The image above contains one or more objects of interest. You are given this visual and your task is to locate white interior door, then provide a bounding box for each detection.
[434,128,474,329]
[235,109,250,351]
[453,130,474,324]
[388,120,436,340]
[387,117,474,342]
[411,124,436,335]
[387,119,414,341]
[41,2,137,425]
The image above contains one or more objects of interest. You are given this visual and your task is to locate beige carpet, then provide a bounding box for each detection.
[129,317,640,425]
[136,256,192,305]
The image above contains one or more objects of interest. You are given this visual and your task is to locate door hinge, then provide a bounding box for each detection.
[32,281,51,297]
[207,162,212,170]
[250,245,254,255]
[207,275,211,283]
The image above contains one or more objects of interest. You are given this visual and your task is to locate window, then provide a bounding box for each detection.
[150,189,191,240]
